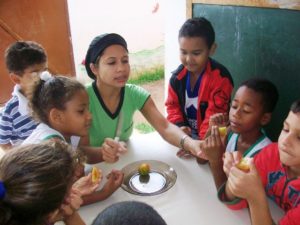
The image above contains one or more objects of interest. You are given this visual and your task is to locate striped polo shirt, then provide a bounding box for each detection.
[0,85,38,146]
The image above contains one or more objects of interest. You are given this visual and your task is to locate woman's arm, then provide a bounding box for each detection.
[141,97,203,156]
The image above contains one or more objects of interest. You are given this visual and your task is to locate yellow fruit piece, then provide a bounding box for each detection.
[218,127,227,137]
[138,163,150,176]
[92,167,100,183]
[236,158,250,172]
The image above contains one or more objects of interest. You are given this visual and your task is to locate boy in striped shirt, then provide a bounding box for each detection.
[0,41,47,149]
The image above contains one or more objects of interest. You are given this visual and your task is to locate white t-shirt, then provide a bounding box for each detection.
[226,132,272,157]
[22,123,80,149]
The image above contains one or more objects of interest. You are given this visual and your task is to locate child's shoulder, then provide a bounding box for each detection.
[171,64,185,76]
[1,95,19,115]
[256,142,278,155]
[254,142,279,166]
[209,58,233,84]
[169,64,187,85]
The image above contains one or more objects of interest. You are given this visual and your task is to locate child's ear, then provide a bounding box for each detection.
[10,73,21,85]
[260,112,271,126]
[49,108,64,125]
[209,43,217,56]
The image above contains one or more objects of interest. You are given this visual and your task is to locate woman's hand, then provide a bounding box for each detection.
[102,138,127,163]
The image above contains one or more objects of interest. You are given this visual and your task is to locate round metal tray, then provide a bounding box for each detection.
[121,160,177,196]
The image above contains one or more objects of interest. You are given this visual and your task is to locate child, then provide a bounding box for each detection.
[202,78,279,189]
[218,99,300,225]
[84,33,204,158]
[23,74,124,205]
[165,17,234,158]
[0,141,85,225]
[0,41,47,149]
[92,201,167,225]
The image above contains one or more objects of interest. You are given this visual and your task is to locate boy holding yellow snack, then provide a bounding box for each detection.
[202,78,278,189]
[219,99,300,225]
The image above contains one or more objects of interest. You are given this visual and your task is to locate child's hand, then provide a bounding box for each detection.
[73,163,85,181]
[72,171,102,196]
[60,188,83,218]
[209,113,229,127]
[202,126,225,163]
[223,151,242,177]
[102,138,127,163]
[102,169,124,196]
[180,126,192,136]
[227,158,264,200]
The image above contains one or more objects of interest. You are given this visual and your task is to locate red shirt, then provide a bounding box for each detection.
[218,143,300,225]
[165,58,233,139]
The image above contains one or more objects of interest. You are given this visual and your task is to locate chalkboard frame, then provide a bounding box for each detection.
[187,0,300,18]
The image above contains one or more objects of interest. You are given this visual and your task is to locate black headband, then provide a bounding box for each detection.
[85,33,128,79]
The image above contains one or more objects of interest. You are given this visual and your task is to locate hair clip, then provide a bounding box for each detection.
[0,181,6,199]
[40,71,52,81]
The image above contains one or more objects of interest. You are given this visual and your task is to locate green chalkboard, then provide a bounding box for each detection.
[193,4,300,140]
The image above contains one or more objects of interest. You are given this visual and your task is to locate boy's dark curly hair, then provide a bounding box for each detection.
[179,17,215,49]
[5,41,47,76]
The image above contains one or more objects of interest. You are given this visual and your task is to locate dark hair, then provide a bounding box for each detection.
[5,41,47,76]
[27,75,85,124]
[0,140,76,225]
[240,78,279,113]
[291,99,300,114]
[85,33,128,80]
[92,201,167,225]
[178,17,215,49]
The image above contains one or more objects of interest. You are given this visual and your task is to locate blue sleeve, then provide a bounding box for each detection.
[0,109,13,144]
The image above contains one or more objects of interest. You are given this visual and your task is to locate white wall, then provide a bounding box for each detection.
[164,0,186,96]
[68,0,186,100]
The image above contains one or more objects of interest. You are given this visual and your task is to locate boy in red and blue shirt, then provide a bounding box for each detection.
[219,99,300,225]
[165,17,233,158]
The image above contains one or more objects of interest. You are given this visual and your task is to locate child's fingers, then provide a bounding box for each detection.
[248,158,257,172]
[223,152,235,175]
[211,126,222,144]
[197,150,208,160]
[106,171,113,179]
[60,204,73,217]
[233,151,243,164]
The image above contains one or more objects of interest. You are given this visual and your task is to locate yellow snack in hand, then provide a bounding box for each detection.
[218,127,227,137]
[236,158,250,172]
[92,167,101,183]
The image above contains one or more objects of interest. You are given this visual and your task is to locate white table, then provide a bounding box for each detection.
[79,132,284,225]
